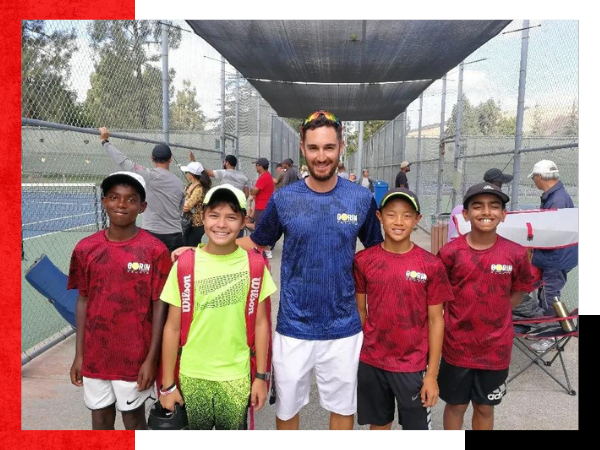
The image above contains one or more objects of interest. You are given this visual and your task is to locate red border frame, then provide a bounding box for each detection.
[4,2,135,446]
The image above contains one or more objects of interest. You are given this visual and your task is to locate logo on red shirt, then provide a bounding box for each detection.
[127,262,151,274]
[405,270,427,283]
[490,264,513,275]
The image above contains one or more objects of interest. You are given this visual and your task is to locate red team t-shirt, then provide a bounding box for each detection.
[67,229,172,381]
[353,244,454,372]
[437,234,534,371]
[254,171,275,210]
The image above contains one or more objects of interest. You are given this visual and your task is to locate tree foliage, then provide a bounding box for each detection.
[85,21,181,130]
[284,118,302,134]
[530,104,543,136]
[446,95,516,137]
[564,99,578,136]
[207,76,258,134]
[342,120,391,158]
[21,20,90,126]
[170,80,206,131]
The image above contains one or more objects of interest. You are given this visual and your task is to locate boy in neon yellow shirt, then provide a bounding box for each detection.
[159,184,277,429]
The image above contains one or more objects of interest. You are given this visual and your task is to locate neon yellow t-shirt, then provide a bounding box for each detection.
[161,246,277,381]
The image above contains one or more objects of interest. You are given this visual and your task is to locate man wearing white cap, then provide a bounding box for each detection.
[395,161,411,189]
[528,160,578,351]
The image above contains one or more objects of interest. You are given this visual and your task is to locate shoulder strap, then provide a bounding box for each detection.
[177,248,196,347]
[245,248,266,348]
[245,248,271,430]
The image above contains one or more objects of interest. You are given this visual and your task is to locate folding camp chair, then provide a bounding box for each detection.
[25,254,77,327]
[508,308,578,396]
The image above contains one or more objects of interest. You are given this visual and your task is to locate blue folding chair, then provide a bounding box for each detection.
[25,254,77,327]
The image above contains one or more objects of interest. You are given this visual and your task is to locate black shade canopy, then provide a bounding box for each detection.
[187,20,511,120]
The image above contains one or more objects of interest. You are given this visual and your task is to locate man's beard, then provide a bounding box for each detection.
[307,158,338,181]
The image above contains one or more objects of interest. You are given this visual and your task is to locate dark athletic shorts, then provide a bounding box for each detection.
[438,357,508,406]
[357,361,431,430]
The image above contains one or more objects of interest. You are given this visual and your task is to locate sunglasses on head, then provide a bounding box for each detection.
[301,110,342,134]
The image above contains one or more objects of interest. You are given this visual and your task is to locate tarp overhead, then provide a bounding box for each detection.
[187,20,511,120]
[250,79,434,121]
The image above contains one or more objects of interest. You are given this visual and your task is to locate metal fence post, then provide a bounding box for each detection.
[220,56,226,159]
[437,74,447,215]
[452,62,465,207]
[161,23,169,145]
[416,93,423,200]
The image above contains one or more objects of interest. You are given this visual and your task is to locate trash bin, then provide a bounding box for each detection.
[430,213,451,254]
[374,180,389,207]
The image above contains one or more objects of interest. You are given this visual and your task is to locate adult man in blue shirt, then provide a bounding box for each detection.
[239,110,383,429]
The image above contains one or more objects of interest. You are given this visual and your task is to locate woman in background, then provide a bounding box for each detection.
[181,161,212,247]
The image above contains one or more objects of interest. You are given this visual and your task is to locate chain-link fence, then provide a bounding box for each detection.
[347,20,578,308]
[22,20,578,354]
[21,20,300,354]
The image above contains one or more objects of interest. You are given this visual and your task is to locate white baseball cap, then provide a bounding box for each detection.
[181,161,205,176]
[528,160,559,179]
[101,171,147,200]
[203,183,247,211]
[400,161,410,169]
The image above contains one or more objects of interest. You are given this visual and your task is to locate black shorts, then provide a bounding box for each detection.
[357,361,431,430]
[438,357,508,406]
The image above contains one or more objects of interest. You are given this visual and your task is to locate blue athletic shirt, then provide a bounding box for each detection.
[252,177,383,340]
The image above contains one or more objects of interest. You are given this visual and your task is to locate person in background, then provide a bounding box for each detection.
[527,160,578,353]
[437,182,533,431]
[359,169,374,193]
[273,163,286,191]
[180,161,212,247]
[201,154,250,199]
[68,172,171,430]
[99,127,185,253]
[300,165,310,179]
[269,164,286,252]
[198,153,250,238]
[394,161,411,189]
[249,157,275,258]
[349,172,357,183]
[337,162,349,179]
[483,168,513,188]
[354,188,452,430]
[282,158,300,186]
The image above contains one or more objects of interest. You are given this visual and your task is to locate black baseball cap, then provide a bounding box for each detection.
[282,158,293,166]
[463,182,510,209]
[379,188,420,214]
[254,157,269,169]
[483,168,513,184]
[152,144,172,161]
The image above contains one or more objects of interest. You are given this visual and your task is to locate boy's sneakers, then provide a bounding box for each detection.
[264,250,273,259]
[530,339,555,353]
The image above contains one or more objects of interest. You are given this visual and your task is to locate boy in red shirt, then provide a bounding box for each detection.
[68,172,172,430]
[353,188,453,430]
[437,182,534,430]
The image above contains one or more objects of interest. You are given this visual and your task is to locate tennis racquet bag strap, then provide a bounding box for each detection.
[246,248,273,430]
[156,248,195,397]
